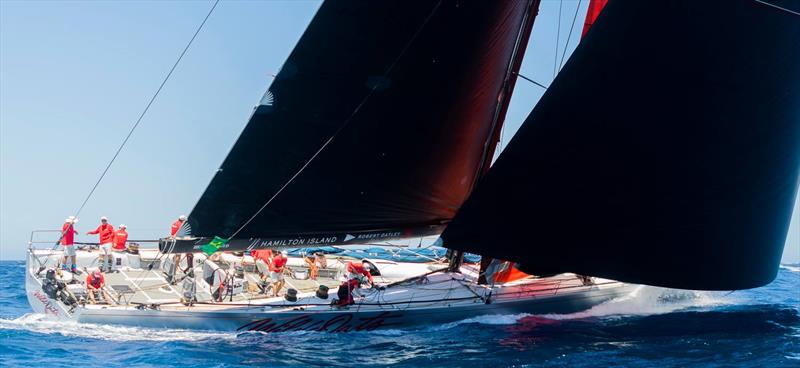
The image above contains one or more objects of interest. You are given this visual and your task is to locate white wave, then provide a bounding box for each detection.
[780,264,800,272]
[0,313,235,342]
[432,313,532,330]
[539,285,731,320]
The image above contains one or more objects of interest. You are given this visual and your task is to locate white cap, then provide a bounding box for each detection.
[100,216,108,221]
[119,224,126,228]
[68,216,76,219]
[65,218,78,224]
[178,215,187,221]
[281,250,288,256]
[64,218,71,223]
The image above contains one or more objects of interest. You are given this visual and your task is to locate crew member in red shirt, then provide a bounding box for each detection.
[60,217,78,273]
[170,215,187,237]
[113,224,128,251]
[269,250,288,297]
[346,259,375,286]
[87,216,115,272]
[251,249,273,290]
[85,269,114,304]
[169,215,193,278]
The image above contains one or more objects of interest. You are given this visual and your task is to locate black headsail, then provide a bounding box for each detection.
[442,0,800,290]
[162,0,539,253]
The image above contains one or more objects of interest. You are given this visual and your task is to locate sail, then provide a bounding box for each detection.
[170,1,538,253]
[442,0,800,290]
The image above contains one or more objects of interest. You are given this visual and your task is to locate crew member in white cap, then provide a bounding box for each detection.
[87,216,115,272]
[113,224,128,251]
[60,217,78,273]
[170,215,187,237]
[346,259,375,287]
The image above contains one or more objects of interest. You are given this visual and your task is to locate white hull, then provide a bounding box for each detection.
[26,249,634,333]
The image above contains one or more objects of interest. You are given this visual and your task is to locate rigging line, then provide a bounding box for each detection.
[754,0,800,16]
[69,0,220,223]
[515,72,549,89]
[554,0,562,78]
[558,0,583,71]
[226,1,444,240]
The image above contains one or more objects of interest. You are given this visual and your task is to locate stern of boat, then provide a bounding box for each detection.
[25,240,76,320]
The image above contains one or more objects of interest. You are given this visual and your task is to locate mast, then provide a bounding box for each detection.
[448,0,541,272]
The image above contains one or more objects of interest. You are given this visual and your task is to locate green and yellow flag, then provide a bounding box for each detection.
[200,236,228,256]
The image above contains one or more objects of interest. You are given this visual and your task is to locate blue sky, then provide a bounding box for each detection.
[1,0,798,263]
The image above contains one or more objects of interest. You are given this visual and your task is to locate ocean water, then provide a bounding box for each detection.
[1,260,797,367]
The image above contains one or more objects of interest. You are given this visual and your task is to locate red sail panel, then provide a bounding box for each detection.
[493,262,531,283]
[581,0,608,38]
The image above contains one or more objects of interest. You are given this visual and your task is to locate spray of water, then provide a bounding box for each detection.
[0,313,234,342]
[432,285,733,330]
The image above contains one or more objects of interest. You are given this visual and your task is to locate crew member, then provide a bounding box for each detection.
[113,224,128,251]
[85,269,114,304]
[169,215,193,277]
[315,251,327,270]
[60,217,78,273]
[269,250,288,297]
[346,259,374,287]
[87,216,115,272]
[251,249,273,288]
[304,252,319,280]
[170,215,187,237]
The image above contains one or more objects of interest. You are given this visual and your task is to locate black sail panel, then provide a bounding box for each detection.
[180,1,536,251]
[442,0,800,290]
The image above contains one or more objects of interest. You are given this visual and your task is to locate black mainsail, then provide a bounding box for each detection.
[164,1,539,252]
[442,0,800,290]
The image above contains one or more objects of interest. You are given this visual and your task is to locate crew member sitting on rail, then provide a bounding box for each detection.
[346,259,374,287]
[269,250,288,297]
[87,216,115,272]
[86,269,114,304]
[113,224,128,251]
[60,217,78,273]
[170,215,193,277]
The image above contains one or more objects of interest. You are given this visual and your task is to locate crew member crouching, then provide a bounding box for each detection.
[85,269,115,305]
[336,260,375,306]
